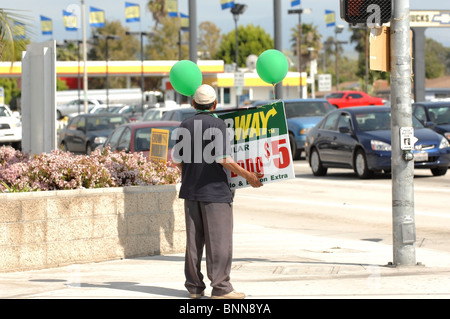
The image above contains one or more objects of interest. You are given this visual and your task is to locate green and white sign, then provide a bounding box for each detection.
[218,101,295,190]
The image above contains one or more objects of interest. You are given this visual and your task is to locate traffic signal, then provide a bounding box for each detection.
[340,0,392,25]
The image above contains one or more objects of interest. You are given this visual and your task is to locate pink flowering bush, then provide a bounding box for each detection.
[0,145,180,192]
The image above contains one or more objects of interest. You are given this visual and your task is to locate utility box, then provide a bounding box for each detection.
[369,26,391,72]
[21,41,57,155]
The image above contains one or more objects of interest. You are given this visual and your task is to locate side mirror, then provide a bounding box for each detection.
[338,126,351,134]
[424,121,435,129]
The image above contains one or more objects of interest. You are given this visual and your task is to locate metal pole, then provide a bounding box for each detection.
[140,32,145,113]
[81,0,88,113]
[298,13,303,98]
[334,29,339,91]
[274,0,283,99]
[390,0,417,267]
[188,0,197,63]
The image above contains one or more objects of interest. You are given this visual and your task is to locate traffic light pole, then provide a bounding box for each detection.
[390,0,417,267]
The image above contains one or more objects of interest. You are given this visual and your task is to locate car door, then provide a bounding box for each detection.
[314,112,339,162]
[64,117,79,151]
[333,113,357,165]
[72,116,87,153]
[346,93,364,107]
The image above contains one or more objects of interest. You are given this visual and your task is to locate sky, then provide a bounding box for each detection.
[4,0,450,52]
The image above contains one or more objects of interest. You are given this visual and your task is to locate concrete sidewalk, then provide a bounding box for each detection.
[1,222,450,299]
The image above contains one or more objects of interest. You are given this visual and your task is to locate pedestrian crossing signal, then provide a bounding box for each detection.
[340,0,392,26]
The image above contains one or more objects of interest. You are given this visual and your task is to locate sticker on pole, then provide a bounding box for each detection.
[218,101,295,190]
[400,127,416,151]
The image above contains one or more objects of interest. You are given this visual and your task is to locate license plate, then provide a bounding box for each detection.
[414,152,428,162]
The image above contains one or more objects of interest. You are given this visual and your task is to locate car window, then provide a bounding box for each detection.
[0,106,11,117]
[87,116,126,131]
[348,93,363,99]
[428,106,450,125]
[321,112,339,131]
[134,126,178,151]
[67,117,79,130]
[337,113,351,129]
[285,102,334,118]
[76,117,86,131]
[327,93,344,99]
[107,126,126,149]
[160,111,172,121]
[413,105,427,123]
[117,127,131,151]
[181,111,196,121]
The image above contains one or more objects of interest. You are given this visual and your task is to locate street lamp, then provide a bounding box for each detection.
[126,31,153,113]
[93,34,121,109]
[231,4,247,70]
[334,25,345,91]
[288,8,311,98]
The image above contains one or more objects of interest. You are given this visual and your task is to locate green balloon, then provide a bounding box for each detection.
[256,49,289,85]
[169,60,203,97]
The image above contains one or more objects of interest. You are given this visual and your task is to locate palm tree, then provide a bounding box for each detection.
[0,9,31,62]
[290,23,322,72]
[147,0,167,28]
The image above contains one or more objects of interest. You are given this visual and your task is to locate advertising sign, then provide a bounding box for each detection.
[218,101,295,190]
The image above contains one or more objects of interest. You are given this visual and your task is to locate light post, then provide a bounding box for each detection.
[231,4,247,70]
[288,8,311,98]
[231,3,247,107]
[126,31,153,113]
[63,40,82,114]
[93,34,120,110]
[334,25,344,91]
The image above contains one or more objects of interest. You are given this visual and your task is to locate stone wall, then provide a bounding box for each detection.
[0,185,185,273]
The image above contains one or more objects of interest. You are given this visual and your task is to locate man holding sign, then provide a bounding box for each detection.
[173,85,262,299]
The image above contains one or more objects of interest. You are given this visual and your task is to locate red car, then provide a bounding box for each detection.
[327,91,384,108]
[98,121,180,162]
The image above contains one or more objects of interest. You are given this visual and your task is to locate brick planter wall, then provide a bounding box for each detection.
[0,185,185,273]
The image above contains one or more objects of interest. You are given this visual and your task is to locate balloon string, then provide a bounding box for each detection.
[272,84,276,100]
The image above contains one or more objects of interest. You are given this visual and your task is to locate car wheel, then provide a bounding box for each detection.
[60,142,68,152]
[354,149,372,179]
[310,148,327,176]
[289,133,301,160]
[86,143,93,155]
[431,167,447,176]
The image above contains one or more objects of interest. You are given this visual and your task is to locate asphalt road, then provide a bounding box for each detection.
[233,159,450,257]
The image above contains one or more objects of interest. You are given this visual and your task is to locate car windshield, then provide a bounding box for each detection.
[427,105,450,125]
[181,110,196,121]
[0,106,11,117]
[355,111,424,132]
[285,101,334,118]
[86,116,126,131]
[326,93,345,99]
[134,126,178,151]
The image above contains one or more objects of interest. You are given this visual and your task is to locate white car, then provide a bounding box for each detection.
[0,104,22,149]
[56,99,104,119]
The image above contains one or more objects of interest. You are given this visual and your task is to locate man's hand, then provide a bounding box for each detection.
[218,156,263,188]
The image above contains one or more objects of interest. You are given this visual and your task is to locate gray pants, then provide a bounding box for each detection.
[184,200,234,296]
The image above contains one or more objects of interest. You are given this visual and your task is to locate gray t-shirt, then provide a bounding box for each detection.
[173,111,233,203]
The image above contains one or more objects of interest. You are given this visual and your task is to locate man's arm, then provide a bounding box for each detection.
[218,156,263,188]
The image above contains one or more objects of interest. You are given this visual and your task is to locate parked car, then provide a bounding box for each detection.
[160,108,197,122]
[57,99,104,119]
[252,99,336,159]
[0,104,22,149]
[305,106,450,178]
[413,101,450,141]
[99,121,181,161]
[141,108,174,122]
[326,91,384,108]
[59,114,129,154]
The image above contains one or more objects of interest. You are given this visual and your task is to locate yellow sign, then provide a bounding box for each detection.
[149,129,170,162]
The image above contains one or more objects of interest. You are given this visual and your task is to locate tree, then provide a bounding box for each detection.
[146,16,189,60]
[198,21,221,59]
[215,24,273,67]
[147,0,166,27]
[87,20,141,89]
[0,9,30,62]
[425,38,450,78]
[290,23,322,71]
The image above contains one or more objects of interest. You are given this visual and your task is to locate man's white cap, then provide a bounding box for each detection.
[194,84,217,105]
